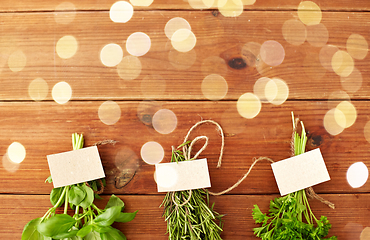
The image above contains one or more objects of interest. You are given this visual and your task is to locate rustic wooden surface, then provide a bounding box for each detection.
[0,0,369,239]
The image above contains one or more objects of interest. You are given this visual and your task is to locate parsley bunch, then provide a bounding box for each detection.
[252,115,337,240]
[22,133,137,240]
[160,142,224,240]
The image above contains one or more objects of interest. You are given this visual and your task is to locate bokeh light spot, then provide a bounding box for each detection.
[298,1,322,26]
[169,48,197,70]
[117,55,142,80]
[28,78,49,101]
[152,109,178,134]
[156,165,178,188]
[98,101,121,125]
[171,29,196,53]
[269,78,289,105]
[56,35,78,59]
[334,101,357,128]
[282,19,307,46]
[237,93,261,119]
[306,23,329,47]
[7,142,26,164]
[319,45,339,71]
[52,81,72,104]
[260,40,285,67]
[346,33,368,60]
[8,50,26,72]
[54,2,76,24]
[218,0,243,17]
[327,91,350,109]
[242,0,256,5]
[346,162,369,188]
[100,43,123,67]
[2,154,20,173]
[165,17,191,40]
[140,141,165,165]
[241,42,261,67]
[360,227,370,240]
[340,67,362,93]
[126,32,151,57]
[364,121,370,144]
[188,0,210,9]
[324,108,345,136]
[264,79,278,102]
[331,50,354,77]
[201,74,228,100]
[253,77,271,103]
[110,1,134,23]
[130,0,153,6]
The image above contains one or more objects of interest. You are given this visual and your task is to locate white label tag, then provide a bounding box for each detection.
[271,148,330,196]
[155,158,211,192]
[47,146,106,188]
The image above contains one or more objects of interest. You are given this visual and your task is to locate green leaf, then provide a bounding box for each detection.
[100,228,126,240]
[85,231,102,240]
[50,187,65,207]
[45,175,53,183]
[115,210,138,223]
[53,229,78,239]
[77,225,94,238]
[21,218,43,240]
[94,206,121,227]
[79,184,94,208]
[68,185,86,206]
[104,195,124,210]
[37,214,76,238]
[92,225,112,234]
[252,205,267,224]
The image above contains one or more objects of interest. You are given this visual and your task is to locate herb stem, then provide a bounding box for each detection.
[64,186,69,214]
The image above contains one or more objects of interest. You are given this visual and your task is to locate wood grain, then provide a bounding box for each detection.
[0,11,369,100]
[0,101,369,195]
[2,194,369,239]
[0,0,369,12]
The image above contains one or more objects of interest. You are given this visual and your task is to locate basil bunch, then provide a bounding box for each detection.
[22,133,137,240]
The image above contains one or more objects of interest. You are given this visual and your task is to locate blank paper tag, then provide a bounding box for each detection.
[271,148,330,196]
[155,158,211,192]
[47,146,105,188]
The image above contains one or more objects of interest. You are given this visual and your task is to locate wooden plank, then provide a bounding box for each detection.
[0,11,369,100]
[0,101,369,194]
[1,194,369,239]
[0,0,369,12]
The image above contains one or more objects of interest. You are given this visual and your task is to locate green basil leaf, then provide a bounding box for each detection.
[85,231,102,240]
[92,225,112,234]
[45,175,53,183]
[79,184,94,208]
[100,228,126,240]
[61,236,82,240]
[104,195,124,210]
[115,210,138,223]
[53,229,78,239]
[37,214,76,238]
[76,225,93,238]
[21,218,43,240]
[50,187,64,207]
[69,185,86,206]
[94,206,121,227]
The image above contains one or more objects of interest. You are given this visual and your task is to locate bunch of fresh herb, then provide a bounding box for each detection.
[22,133,137,240]
[252,115,337,240]
[160,142,224,240]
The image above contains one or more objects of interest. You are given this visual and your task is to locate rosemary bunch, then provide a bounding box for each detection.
[160,142,224,240]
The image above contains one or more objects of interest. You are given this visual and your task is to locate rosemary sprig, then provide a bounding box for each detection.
[160,143,224,240]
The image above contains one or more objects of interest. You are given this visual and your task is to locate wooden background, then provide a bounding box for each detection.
[0,0,369,239]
